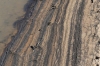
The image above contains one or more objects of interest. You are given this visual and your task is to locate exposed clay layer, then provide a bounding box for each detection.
[0,0,100,66]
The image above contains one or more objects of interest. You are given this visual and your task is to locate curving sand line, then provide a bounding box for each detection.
[0,0,100,66]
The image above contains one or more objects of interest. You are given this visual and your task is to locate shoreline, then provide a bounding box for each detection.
[0,0,37,65]
[0,0,100,66]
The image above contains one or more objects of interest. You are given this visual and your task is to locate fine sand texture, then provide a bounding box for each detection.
[0,0,100,66]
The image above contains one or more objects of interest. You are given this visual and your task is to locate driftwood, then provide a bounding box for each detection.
[0,0,100,66]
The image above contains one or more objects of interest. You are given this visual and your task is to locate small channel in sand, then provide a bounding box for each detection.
[0,0,32,42]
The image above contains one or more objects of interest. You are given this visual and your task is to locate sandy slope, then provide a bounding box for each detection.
[0,0,100,66]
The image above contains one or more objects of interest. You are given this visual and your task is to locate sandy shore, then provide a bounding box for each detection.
[0,0,100,66]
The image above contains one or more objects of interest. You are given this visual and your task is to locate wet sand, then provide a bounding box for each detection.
[0,0,33,57]
[0,0,100,66]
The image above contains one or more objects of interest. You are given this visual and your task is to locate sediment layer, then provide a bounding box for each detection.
[0,0,100,66]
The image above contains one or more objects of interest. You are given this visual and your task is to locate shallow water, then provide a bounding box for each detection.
[0,0,30,42]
